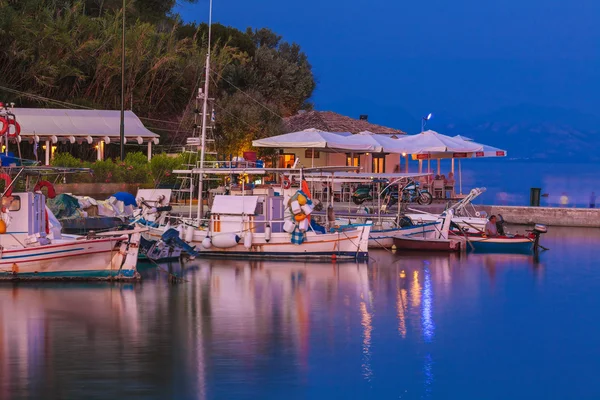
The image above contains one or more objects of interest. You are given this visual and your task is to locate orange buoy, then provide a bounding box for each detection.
[294,213,306,222]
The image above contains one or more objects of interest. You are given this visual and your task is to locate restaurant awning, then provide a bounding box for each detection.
[8,108,159,144]
[3,107,160,164]
[252,128,374,152]
[453,135,508,158]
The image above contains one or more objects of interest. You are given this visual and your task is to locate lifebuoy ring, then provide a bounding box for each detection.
[0,173,12,197]
[6,119,20,138]
[34,180,56,199]
[282,177,291,190]
[0,117,7,136]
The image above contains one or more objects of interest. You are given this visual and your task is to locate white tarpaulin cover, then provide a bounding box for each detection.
[252,128,374,151]
[10,108,159,142]
[211,195,259,215]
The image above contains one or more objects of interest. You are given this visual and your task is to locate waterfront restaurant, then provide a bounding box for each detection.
[276,111,406,173]
[5,108,160,165]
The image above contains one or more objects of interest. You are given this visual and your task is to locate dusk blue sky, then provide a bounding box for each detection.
[175,0,600,132]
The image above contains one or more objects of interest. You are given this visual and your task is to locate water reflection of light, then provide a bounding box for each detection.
[359,298,373,381]
[422,267,435,343]
[423,352,434,398]
[396,288,408,339]
[411,270,421,308]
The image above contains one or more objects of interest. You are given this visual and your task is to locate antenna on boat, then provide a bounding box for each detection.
[196,0,213,225]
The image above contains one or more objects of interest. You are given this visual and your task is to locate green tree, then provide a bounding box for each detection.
[0,1,315,160]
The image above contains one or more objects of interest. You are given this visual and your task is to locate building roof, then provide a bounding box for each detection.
[283,110,405,135]
[5,108,159,144]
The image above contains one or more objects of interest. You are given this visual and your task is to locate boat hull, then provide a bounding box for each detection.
[393,236,461,252]
[0,235,141,281]
[147,225,372,260]
[462,235,534,254]
[368,221,441,248]
[406,214,487,233]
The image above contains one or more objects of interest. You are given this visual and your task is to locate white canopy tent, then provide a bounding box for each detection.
[7,108,160,164]
[252,128,372,151]
[343,130,484,174]
[454,135,507,158]
[449,135,508,195]
[252,128,378,167]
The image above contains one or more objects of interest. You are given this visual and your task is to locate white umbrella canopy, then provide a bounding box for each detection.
[340,130,406,152]
[393,130,483,154]
[252,128,374,151]
[453,135,508,158]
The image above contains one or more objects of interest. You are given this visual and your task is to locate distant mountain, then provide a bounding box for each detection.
[441,105,600,161]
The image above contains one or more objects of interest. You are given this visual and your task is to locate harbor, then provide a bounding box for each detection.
[0,0,599,397]
[2,226,600,398]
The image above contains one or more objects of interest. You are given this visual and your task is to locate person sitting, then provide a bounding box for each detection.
[446,172,455,184]
[484,215,498,236]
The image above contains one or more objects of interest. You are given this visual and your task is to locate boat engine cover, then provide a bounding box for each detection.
[533,224,548,234]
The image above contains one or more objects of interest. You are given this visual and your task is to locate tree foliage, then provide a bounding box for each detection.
[0,0,315,158]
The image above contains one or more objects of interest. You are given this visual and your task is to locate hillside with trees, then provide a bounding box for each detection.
[0,0,315,157]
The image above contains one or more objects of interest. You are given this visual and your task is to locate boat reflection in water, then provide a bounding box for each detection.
[0,249,546,399]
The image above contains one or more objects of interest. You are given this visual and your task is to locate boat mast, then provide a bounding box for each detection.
[119,0,126,161]
[196,0,213,225]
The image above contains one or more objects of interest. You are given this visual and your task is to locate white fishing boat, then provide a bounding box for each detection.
[405,187,489,233]
[147,181,372,260]
[0,169,144,280]
[393,209,462,252]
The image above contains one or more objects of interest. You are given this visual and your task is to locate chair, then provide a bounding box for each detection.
[444,180,456,198]
[332,182,343,202]
[432,179,445,199]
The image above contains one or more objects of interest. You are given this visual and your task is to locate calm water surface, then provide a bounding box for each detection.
[2,226,600,399]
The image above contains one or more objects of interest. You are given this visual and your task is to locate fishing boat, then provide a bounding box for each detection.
[455,224,548,254]
[147,175,372,260]
[393,210,462,252]
[0,168,144,280]
[405,187,489,233]
[298,171,441,248]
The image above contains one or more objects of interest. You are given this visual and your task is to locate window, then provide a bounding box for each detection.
[372,154,386,174]
[305,149,320,159]
[346,154,359,167]
[279,153,296,168]
[8,195,20,211]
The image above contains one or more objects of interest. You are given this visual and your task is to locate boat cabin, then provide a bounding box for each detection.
[210,191,284,234]
[4,192,46,235]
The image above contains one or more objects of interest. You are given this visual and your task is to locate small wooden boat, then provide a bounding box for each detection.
[393,235,461,252]
[456,224,548,254]
[393,210,461,252]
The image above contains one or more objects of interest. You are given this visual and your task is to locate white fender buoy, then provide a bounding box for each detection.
[176,224,184,239]
[201,237,212,249]
[265,224,272,242]
[211,233,241,248]
[283,220,296,233]
[299,218,309,232]
[291,200,302,214]
[244,232,253,249]
[301,203,313,216]
[185,225,195,242]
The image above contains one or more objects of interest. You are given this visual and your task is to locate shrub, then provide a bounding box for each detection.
[51,152,82,168]
[92,159,118,183]
[51,152,93,183]
[150,153,184,186]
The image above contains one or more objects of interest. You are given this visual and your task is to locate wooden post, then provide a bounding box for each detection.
[45,140,51,166]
